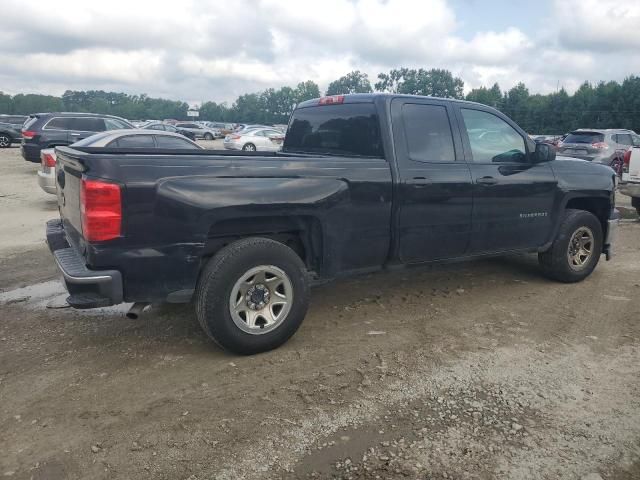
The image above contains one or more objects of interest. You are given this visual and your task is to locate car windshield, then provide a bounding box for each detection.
[283,103,384,158]
[563,132,605,144]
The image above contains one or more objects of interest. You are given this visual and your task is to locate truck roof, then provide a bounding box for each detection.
[296,93,486,109]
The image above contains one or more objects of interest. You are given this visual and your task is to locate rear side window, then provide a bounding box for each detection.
[44,117,71,130]
[70,117,106,132]
[111,135,155,148]
[402,104,455,162]
[154,135,199,149]
[284,103,384,158]
[615,133,632,146]
[564,132,604,144]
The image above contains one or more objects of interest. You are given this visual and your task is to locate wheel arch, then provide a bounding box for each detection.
[202,215,324,274]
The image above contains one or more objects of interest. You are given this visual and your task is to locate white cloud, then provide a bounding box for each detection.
[0,0,639,103]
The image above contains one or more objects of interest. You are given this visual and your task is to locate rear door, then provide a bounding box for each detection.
[391,97,473,263]
[41,117,72,146]
[68,117,106,142]
[455,106,557,253]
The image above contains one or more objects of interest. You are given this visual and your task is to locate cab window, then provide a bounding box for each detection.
[461,109,527,163]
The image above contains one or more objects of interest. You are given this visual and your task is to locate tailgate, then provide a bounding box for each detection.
[54,148,86,242]
[624,147,640,182]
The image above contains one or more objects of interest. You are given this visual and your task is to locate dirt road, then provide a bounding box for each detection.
[1,146,639,479]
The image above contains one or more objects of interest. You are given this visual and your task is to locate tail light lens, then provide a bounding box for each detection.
[80,178,122,242]
[22,130,36,140]
[318,95,345,105]
[230,134,241,140]
[591,142,609,149]
[623,149,632,173]
[41,152,56,168]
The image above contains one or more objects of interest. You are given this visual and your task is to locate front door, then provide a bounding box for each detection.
[455,106,557,253]
[391,98,473,263]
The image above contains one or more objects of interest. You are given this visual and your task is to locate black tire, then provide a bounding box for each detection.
[242,143,256,151]
[195,237,310,355]
[0,134,11,148]
[203,133,214,140]
[538,209,603,283]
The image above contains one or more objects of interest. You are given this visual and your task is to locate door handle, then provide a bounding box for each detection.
[407,177,432,186]
[70,133,81,136]
[476,176,497,185]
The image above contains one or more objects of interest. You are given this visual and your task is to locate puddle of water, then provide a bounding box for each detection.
[0,280,132,317]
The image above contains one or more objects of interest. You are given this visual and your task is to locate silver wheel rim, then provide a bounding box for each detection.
[567,226,594,271]
[244,144,255,151]
[229,265,293,335]
[0,136,9,147]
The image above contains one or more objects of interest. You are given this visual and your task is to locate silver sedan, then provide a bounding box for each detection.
[36,130,202,195]
[223,128,285,152]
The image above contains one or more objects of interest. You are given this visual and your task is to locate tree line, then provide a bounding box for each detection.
[2,69,640,133]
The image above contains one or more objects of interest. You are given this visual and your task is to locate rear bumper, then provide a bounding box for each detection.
[21,143,40,162]
[46,219,123,308]
[619,182,640,198]
[37,170,56,194]
[603,210,620,261]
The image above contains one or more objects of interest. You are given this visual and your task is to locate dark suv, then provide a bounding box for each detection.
[21,113,133,162]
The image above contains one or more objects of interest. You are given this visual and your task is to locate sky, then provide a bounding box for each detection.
[1,0,639,105]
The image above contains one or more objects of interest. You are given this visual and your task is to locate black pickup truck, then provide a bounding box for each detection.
[47,94,618,354]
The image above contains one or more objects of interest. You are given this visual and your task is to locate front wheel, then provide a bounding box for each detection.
[538,209,603,282]
[195,238,310,354]
[203,133,214,140]
[0,135,11,148]
[242,143,256,151]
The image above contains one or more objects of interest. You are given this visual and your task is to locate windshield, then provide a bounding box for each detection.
[563,132,604,144]
[283,103,384,158]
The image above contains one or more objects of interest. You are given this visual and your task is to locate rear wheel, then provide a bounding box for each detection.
[203,132,214,140]
[242,143,256,152]
[538,209,603,282]
[0,135,11,148]
[195,237,310,355]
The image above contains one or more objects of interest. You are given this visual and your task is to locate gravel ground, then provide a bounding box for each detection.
[0,144,639,480]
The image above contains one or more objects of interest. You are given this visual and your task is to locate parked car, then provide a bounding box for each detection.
[619,146,640,216]
[37,148,57,194]
[143,121,196,140]
[21,113,133,162]
[46,93,618,355]
[0,122,22,148]
[0,115,28,127]
[556,129,640,166]
[36,130,202,195]
[223,127,285,151]
[208,122,234,135]
[174,122,221,140]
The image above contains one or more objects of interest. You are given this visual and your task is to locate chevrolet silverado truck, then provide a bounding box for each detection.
[46,94,619,354]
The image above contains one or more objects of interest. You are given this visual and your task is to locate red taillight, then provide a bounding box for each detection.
[22,130,36,140]
[80,178,122,242]
[623,149,632,173]
[230,134,241,140]
[592,142,608,149]
[41,152,56,168]
[318,95,344,105]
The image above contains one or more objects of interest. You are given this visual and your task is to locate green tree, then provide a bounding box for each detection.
[326,71,373,95]
[466,82,503,108]
[375,68,464,99]
[294,81,321,103]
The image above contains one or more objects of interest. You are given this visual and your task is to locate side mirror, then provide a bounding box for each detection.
[534,142,556,163]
